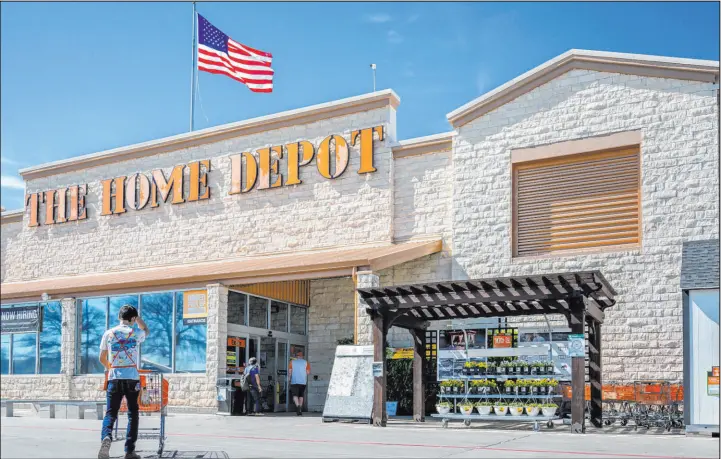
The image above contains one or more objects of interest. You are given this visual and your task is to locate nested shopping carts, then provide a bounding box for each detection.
[561,380,684,431]
[114,370,170,455]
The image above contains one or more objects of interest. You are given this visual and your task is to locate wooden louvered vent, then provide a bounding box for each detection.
[513,148,640,257]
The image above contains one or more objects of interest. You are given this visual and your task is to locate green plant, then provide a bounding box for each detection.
[525,403,542,408]
[336,337,354,345]
[437,401,451,407]
[475,361,487,369]
[509,402,524,407]
[459,403,474,409]
[464,361,473,368]
[440,380,453,388]
[504,380,516,388]
[386,358,413,414]
[476,401,494,406]
[541,403,558,408]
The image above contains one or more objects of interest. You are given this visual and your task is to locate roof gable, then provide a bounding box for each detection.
[447,49,720,128]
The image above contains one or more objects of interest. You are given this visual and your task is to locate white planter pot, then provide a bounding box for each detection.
[436,405,451,415]
[509,406,525,417]
[477,405,493,415]
[526,407,541,417]
[460,406,474,416]
[494,405,508,416]
[541,407,557,417]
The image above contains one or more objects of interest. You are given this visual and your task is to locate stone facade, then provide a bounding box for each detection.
[2,54,718,411]
[451,70,719,381]
[2,106,396,283]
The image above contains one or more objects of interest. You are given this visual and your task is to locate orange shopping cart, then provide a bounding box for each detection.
[113,370,169,456]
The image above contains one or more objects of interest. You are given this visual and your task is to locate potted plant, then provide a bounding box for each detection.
[493,403,508,416]
[546,378,558,394]
[503,379,515,395]
[451,380,462,394]
[487,379,497,394]
[477,361,488,376]
[500,360,512,375]
[530,362,543,375]
[487,361,497,375]
[436,401,451,415]
[541,403,558,417]
[469,380,479,394]
[463,361,473,376]
[459,402,474,416]
[513,360,523,375]
[525,403,541,417]
[509,402,525,417]
[476,401,493,415]
[517,379,528,395]
[440,380,452,394]
[530,379,540,395]
[545,361,555,375]
[519,361,530,375]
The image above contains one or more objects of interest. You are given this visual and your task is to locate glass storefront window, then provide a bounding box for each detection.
[1,334,10,374]
[270,301,288,332]
[174,292,207,373]
[248,296,268,329]
[12,333,37,375]
[140,293,173,373]
[290,305,307,335]
[110,295,140,331]
[39,302,62,374]
[228,292,247,326]
[78,297,107,374]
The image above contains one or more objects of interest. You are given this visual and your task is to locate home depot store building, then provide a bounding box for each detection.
[1,50,718,416]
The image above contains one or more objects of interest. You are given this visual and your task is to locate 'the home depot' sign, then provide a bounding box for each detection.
[24,126,383,226]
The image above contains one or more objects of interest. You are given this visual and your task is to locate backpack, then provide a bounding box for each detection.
[239,367,252,391]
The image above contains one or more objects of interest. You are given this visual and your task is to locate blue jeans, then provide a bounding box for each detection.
[101,379,140,453]
[248,386,261,413]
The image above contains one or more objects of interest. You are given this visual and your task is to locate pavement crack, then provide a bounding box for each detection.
[479,433,534,449]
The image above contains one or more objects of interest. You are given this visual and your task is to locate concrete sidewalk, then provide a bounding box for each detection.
[1,413,718,458]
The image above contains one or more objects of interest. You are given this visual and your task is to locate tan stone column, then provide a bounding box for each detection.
[205,284,228,409]
[355,271,379,345]
[60,297,76,400]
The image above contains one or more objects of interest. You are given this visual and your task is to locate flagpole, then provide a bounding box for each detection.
[189,2,197,132]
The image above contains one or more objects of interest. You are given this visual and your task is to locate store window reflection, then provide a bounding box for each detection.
[228,292,247,326]
[270,301,288,332]
[290,306,307,335]
[78,297,107,374]
[248,296,268,329]
[175,292,207,373]
[140,293,173,373]
[12,333,37,375]
[39,302,62,374]
[1,334,10,374]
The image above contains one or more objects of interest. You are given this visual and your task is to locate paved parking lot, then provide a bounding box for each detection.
[1,413,718,458]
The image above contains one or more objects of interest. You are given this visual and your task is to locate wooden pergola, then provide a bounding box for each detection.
[357,271,617,433]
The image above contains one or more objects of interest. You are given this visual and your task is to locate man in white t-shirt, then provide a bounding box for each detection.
[288,349,311,416]
[97,305,150,459]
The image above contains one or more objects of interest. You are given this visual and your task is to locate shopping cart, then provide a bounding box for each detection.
[113,370,169,456]
[632,381,683,431]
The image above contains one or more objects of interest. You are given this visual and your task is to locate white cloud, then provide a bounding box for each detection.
[364,13,391,23]
[407,13,420,23]
[0,155,19,166]
[387,30,404,44]
[476,71,491,94]
[1,175,25,190]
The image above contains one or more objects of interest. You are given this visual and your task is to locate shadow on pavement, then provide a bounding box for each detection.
[114,451,230,458]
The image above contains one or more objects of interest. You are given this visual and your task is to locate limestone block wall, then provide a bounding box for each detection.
[307,277,355,412]
[452,70,719,381]
[0,220,21,283]
[3,106,396,282]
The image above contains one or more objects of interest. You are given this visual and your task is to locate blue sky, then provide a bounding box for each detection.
[1,1,719,210]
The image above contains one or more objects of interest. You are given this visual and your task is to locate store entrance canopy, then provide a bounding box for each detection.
[0,239,441,301]
[357,271,617,433]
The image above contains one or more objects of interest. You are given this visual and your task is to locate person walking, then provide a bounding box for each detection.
[244,357,263,415]
[288,349,310,416]
[97,305,150,459]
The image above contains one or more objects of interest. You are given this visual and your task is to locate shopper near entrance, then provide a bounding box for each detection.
[288,349,311,416]
[244,357,263,415]
[97,305,150,459]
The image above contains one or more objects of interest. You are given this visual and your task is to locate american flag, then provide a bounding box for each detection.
[196,14,274,93]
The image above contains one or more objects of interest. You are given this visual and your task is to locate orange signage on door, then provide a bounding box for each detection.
[713,366,719,377]
[493,334,512,348]
[227,337,246,347]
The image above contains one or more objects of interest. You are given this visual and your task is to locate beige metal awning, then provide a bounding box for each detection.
[0,239,442,301]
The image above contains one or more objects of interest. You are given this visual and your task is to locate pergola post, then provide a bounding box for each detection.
[409,328,426,422]
[588,319,603,428]
[372,311,388,427]
[568,296,586,434]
